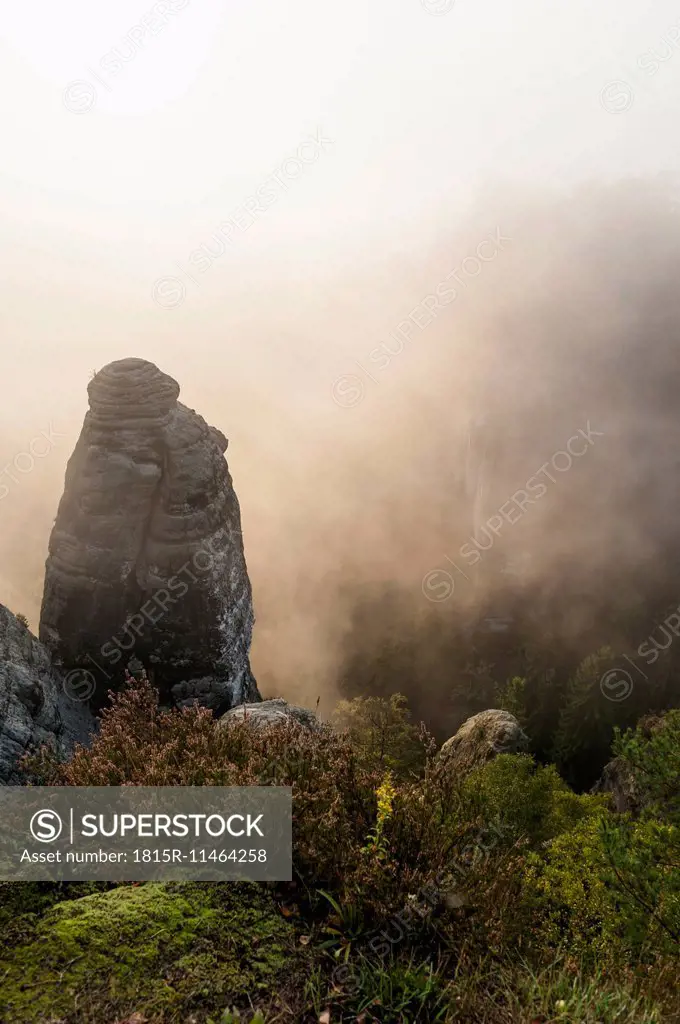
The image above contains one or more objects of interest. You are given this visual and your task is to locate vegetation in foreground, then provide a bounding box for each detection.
[0,676,677,1023]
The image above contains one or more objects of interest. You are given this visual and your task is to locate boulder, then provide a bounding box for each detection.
[39,358,260,712]
[218,698,321,733]
[0,605,93,784]
[437,709,528,775]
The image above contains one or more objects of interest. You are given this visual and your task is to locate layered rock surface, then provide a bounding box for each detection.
[218,698,321,733]
[0,605,93,783]
[39,358,260,712]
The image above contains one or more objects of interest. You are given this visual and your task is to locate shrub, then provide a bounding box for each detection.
[462,753,606,847]
[23,679,517,924]
[523,815,679,966]
[23,676,384,902]
[521,712,680,968]
[598,711,680,954]
[522,814,626,966]
[612,709,680,822]
[331,693,432,778]
[600,815,680,954]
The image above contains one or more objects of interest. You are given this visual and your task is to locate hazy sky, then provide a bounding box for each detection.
[1,0,679,703]
[2,0,678,258]
[0,0,677,412]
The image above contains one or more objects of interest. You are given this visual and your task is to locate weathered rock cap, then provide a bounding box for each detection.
[217,698,321,733]
[87,358,180,423]
[437,709,529,775]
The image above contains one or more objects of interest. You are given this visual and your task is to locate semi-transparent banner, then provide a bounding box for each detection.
[0,787,292,881]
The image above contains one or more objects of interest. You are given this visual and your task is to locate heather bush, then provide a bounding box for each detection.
[24,676,384,901]
[16,675,680,1021]
[24,676,241,787]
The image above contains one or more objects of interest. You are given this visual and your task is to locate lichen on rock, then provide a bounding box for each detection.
[219,698,322,733]
[437,709,529,776]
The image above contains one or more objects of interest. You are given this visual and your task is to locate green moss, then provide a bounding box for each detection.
[0,881,112,943]
[0,882,297,1023]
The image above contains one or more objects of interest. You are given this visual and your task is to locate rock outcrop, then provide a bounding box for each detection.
[437,709,528,775]
[0,605,93,783]
[218,698,321,733]
[592,714,667,814]
[39,358,260,712]
[591,756,641,814]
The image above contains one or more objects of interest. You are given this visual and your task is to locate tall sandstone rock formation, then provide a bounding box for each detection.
[39,358,260,712]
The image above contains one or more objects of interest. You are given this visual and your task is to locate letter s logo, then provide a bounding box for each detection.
[30,810,63,843]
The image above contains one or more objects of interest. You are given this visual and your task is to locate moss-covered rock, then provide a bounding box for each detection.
[0,881,112,940]
[0,881,297,1023]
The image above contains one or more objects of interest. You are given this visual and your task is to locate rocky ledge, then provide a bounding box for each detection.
[0,605,93,784]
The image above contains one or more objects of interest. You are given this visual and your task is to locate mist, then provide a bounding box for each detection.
[1,0,680,723]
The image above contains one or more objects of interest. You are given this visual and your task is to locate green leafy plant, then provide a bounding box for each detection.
[316,889,366,961]
[332,693,432,778]
[361,771,397,861]
[598,712,680,954]
[517,711,680,974]
[463,753,606,847]
[612,710,680,821]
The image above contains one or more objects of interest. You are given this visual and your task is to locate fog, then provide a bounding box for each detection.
[1,0,679,717]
